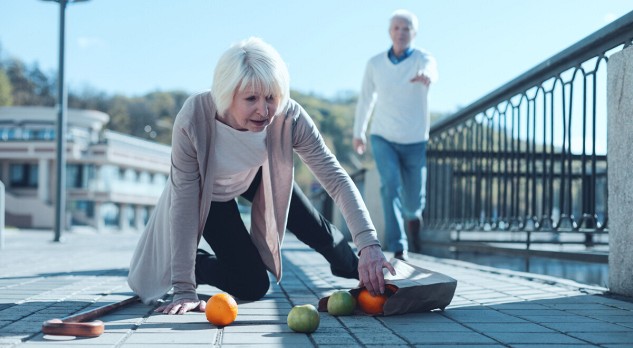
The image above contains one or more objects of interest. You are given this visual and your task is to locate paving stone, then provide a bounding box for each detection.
[311,331,358,345]
[219,332,312,345]
[484,332,588,344]
[382,322,472,332]
[465,322,554,332]
[398,330,497,344]
[442,309,528,323]
[540,321,633,333]
[3,230,632,347]
[568,331,633,344]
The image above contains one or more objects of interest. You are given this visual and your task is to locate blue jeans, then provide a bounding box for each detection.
[370,135,427,253]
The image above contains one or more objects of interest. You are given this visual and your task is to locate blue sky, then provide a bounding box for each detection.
[0,1,630,114]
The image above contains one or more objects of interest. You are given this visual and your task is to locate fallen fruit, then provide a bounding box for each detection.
[327,290,356,316]
[205,293,238,326]
[356,288,388,315]
[287,304,320,333]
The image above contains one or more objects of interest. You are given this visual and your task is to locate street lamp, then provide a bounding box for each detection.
[41,0,90,242]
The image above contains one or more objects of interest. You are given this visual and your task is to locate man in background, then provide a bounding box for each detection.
[353,9,438,260]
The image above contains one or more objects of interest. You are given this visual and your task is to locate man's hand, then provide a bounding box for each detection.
[353,138,366,155]
[410,73,431,86]
[357,244,396,296]
[155,298,206,315]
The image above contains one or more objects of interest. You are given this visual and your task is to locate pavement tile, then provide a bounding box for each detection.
[464,322,554,333]
[589,315,633,323]
[123,331,217,345]
[568,331,633,344]
[540,321,633,333]
[219,332,313,345]
[442,309,528,323]
[354,332,408,345]
[28,332,127,345]
[384,322,472,332]
[517,315,605,323]
[484,332,587,344]
[222,324,292,333]
[412,346,505,348]
[3,230,633,347]
[510,345,595,348]
[398,330,497,344]
[311,331,358,345]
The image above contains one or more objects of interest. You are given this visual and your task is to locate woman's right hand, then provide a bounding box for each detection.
[155,298,207,315]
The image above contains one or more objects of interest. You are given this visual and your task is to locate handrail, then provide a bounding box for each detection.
[423,10,633,245]
[431,10,633,135]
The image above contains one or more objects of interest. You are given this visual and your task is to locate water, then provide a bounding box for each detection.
[422,247,609,288]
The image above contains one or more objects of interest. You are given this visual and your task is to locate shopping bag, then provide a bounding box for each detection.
[318,258,457,316]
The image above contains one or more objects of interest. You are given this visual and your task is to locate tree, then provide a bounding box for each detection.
[0,68,13,106]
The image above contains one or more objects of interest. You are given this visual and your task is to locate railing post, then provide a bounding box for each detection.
[607,46,633,297]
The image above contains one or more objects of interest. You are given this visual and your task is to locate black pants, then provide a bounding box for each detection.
[195,168,359,301]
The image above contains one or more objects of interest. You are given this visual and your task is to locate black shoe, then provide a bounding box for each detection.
[394,251,408,261]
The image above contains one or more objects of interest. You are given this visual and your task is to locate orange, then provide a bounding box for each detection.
[356,289,388,315]
[205,293,238,326]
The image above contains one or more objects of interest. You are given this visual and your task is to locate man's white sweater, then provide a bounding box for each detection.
[354,48,438,144]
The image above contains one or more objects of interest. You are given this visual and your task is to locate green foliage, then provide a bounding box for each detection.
[0,51,449,193]
[4,59,55,106]
[0,68,13,106]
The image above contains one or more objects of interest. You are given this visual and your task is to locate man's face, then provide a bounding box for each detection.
[389,17,415,51]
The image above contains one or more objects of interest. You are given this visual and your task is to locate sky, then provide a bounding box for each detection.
[0,1,631,114]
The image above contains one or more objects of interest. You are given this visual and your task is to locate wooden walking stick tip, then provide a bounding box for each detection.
[42,318,105,337]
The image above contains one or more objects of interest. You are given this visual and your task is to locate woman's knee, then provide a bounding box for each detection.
[231,274,270,301]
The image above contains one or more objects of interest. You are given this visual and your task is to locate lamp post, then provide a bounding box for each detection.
[41,0,90,242]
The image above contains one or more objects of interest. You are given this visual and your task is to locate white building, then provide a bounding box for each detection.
[0,106,170,231]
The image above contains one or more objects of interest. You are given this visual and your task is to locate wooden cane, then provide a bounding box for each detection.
[42,295,140,337]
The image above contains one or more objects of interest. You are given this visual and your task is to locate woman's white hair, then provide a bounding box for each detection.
[211,37,290,117]
[390,9,419,32]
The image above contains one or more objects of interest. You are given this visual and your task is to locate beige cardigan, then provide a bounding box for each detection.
[128,91,379,304]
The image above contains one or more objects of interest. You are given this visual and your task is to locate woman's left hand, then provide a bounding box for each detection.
[155,298,207,315]
[357,245,396,296]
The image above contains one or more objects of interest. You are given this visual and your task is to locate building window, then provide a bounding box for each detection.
[66,164,85,188]
[9,163,38,188]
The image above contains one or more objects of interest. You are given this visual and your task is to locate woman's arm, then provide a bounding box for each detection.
[161,100,205,314]
[291,104,395,294]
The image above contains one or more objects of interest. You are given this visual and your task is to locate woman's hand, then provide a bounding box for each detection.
[358,245,396,296]
[155,298,207,315]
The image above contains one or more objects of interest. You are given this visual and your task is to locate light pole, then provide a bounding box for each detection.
[41,0,90,242]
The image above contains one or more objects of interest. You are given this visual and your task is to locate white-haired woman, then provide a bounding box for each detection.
[128,37,395,315]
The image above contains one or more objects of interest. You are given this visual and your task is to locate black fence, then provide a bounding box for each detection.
[425,11,633,251]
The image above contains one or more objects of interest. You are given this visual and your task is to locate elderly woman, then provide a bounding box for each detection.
[128,37,395,315]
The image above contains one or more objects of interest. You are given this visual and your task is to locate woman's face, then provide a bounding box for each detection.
[222,86,278,132]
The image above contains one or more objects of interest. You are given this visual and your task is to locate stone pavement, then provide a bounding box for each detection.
[0,228,632,347]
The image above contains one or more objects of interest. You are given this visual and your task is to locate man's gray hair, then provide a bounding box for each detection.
[390,9,419,32]
[211,37,290,117]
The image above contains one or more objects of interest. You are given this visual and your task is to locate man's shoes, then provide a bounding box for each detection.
[406,218,422,252]
[394,251,408,261]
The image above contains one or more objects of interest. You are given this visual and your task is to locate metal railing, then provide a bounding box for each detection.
[425,11,633,251]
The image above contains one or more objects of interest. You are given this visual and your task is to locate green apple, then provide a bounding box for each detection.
[327,290,356,316]
[287,304,320,333]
